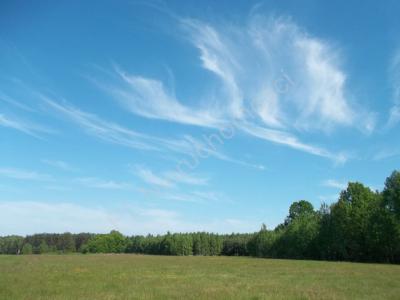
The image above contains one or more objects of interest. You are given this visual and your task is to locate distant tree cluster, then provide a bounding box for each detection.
[0,233,92,255]
[1,171,400,263]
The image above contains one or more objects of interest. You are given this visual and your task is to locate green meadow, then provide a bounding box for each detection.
[0,254,399,300]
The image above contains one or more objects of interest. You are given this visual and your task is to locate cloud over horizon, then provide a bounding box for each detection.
[99,15,376,163]
[0,2,396,236]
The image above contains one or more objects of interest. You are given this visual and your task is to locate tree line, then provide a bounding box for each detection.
[1,170,399,263]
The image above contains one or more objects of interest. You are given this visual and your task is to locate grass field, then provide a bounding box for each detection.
[0,255,399,299]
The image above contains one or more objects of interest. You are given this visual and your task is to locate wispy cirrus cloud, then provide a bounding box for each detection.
[42,96,157,150]
[0,201,258,235]
[239,122,348,163]
[182,19,243,119]
[322,179,347,190]
[161,134,266,169]
[132,165,208,188]
[132,166,229,205]
[373,148,400,161]
[99,15,372,163]
[323,179,380,193]
[43,96,261,169]
[164,170,208,186]
[105,72,347,163]
[134,166,174,188]
[387,51,400,127]
[0,91,35,112]
[388,106,400,127]
[0,167,52,181]
[42,159,78,172]
[135,186,200,203]
[134,185,226,204]
[0,113,52,138]
[190,190,229,203]
[76,177,132,190]
[183,15,373,132]
[111,68,222,128]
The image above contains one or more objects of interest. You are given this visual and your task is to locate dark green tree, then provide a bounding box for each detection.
[248,224,276,257]
[86,231,127,253]
[329,182,380,261]
[38,241,49,254]
[275,203,319,259]
[285,200,315,224]
[0,236,24,254]
[383,171,400,220]
[21,243,33,255]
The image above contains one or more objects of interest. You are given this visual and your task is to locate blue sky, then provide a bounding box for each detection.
[1,0,400,235]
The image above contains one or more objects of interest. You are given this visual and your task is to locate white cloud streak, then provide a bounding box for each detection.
[134,186,201,203]
[185,15,373,133]
[322,179,347,190]
[0,91,35,112]
[43,96,260,169]
[100,15,370,162]
[76,177,132,190]
[373,148,400,161]
[133,165,208,188]
[182,19,244,118]
[0,113,52,138]
[0,201,259,235]
[112,68,222,128]
[0,167,52,181]
[388,51,400,127]
[240,122,348,163]
[164,170,208,186]
[43,96,157,151]
[134,166,174,188]
[134,181,228,205]
[42,159,77,172]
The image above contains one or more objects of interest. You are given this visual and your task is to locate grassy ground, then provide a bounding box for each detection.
[0,255,399,299]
